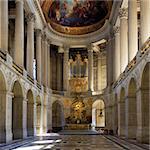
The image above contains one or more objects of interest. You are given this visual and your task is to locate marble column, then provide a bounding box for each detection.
[128,0,138,62]
[113,26,120,81]
[0,0,8,52]
[14,0,24,67]
[84,58,88,77]
[57,53,62,91]
[140,0,150,45]
[63,47,69,91]
[41,36,45,85]
[119,8,128,73]
[47,41,51,88]
[106,36,113,87]
[43,36,48,87]
[88,47,93,91]
[36,29,42,84]
[97,53,102,91]
[26,13,35,77]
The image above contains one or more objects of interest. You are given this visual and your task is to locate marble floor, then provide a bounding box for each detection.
[0,131,148,150]
[13,134,123,150]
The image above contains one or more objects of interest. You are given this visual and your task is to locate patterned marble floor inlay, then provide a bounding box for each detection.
[11,133,124,150]
[4,131,146,150]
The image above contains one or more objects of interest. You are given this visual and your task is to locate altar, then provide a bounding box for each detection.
[65,124,90,130]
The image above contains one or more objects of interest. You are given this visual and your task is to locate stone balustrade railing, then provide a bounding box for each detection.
[113,37,150,89]
[0,50,6,61]
[0,49,42,91]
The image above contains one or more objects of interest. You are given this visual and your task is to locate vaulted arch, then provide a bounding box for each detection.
[127,78,137,139]
[140,63,149,143]
[0,70,7,142]
[12,80,24,140]
[52,100,65,132]
[27,90,34,136]
[92,100,105,128]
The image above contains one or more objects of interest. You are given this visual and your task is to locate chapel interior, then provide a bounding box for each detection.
[0,0,150,149]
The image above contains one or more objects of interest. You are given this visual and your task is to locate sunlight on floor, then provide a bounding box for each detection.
[43,144,55,149]
[32,140,55,144]
[36,133,60,136]
[14,145,45,150]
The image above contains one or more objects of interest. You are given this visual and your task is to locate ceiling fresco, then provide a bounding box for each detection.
[40,0,113,35]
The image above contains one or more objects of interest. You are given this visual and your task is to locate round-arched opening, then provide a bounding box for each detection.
[118,87,125,137]
[36,96,42,135]
[12,81,24,140]
[127,78,137,139]
[92,100,105,129]
[52,100,65,132]
[27,90,34,136]
[141,63,149,144]
[0,71,7,143]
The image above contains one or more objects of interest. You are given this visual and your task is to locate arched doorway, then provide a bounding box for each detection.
[127,78,137,139]
[52,101,65,132]
[36,96,42,135]
[0,71,7,142]
[27,90,34,136]
[140,63,149,143]
[118,87,125,137]
[12,81,24,140]
[92,100,105,129]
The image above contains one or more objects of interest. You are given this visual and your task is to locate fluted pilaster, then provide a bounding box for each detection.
[63,47,69,91]
[140,0,150,45]
[128,0,138,62]
[0,0,8,52]
[26,13,35,77]
[119,8,128,73]
[88,46,93,91]
[113,26,120,80]
[36,29,42,83]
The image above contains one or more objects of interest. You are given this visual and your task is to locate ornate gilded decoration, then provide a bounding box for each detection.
[69,52,88,93]
[69,77,88,93]
[65,96,91,124]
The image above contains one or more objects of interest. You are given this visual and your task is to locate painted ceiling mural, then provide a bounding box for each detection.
[40,0,112,35]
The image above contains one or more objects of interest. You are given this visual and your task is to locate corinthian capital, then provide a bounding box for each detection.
[119,8,128,19]
[35,29,42,37]
[113,26,120,34]
[26,13,36,22]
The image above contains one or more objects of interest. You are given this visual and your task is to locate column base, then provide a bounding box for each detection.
[118,126,126,137]
[126,126,137,139]
[13,128,24,140]
[6,129,13,143]
[27,128,34,137]
[137,127,150,144]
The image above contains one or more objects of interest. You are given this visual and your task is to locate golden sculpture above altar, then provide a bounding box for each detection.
[69,77,88,93]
